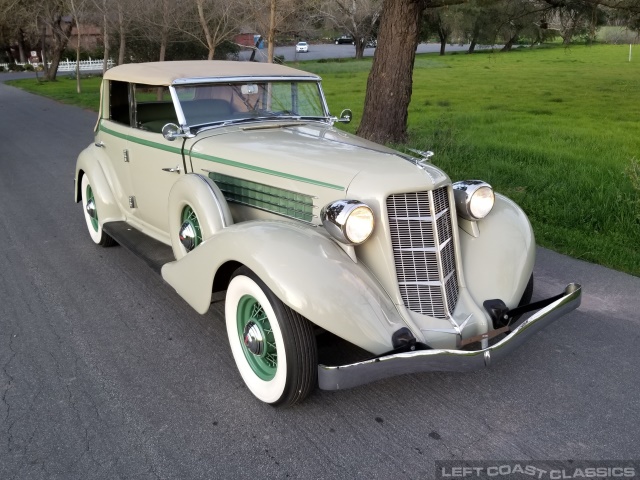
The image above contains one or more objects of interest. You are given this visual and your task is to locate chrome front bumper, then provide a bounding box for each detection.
[318,283,582,390]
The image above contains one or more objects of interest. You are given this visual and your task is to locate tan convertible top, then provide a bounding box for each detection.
[103,60,320,86]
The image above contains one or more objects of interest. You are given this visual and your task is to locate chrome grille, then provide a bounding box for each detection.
[387,187,459,318]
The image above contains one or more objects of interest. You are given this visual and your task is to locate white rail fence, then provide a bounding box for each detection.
[0,58,114,72]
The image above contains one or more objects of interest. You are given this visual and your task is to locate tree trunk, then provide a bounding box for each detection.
[356,0,423,144]
[159,36,167,62]
[102,15,111,75]
[40,19,49,77]
[196,0,215,60]
[45,16,74,81]
[355,38,365,59]
[17,29,27,63]
[117,4,126,65]
[267,0,276,63]
[76,21,81,93]
[501,31,520,51]
[437,20,448,56]
[103,8,110,74]
[468,20,480,53]
[439,31,447,55]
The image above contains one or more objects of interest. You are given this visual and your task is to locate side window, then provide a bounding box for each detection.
[134,84,178,133]
[109,80,130,125]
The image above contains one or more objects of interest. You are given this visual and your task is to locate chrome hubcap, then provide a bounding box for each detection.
[85,198,97,219]
[179,221,196,251]
[243,321,264,356]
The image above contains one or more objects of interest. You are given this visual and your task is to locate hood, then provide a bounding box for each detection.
[187,122,448,196]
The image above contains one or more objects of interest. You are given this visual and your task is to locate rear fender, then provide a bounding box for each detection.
[161,221,409,354]
[75,145,123,225]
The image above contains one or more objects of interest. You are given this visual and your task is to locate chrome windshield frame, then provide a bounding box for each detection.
[168,77,330,133]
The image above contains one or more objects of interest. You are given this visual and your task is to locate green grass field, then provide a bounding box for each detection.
[8,44,640,275]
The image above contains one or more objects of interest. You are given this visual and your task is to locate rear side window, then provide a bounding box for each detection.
[134,84,178,133]
[109,81,130,125]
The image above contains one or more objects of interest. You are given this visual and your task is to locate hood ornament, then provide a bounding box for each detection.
[407,148,434,165]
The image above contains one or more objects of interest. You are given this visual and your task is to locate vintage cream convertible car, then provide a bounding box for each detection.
[75,61,581,406]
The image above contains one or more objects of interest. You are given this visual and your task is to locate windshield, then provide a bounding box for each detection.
[174,81,327,128]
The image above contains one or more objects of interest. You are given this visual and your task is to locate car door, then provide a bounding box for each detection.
[95,79,135,214]
[127,84,186,236]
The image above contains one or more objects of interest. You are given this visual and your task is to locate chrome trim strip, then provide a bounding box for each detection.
[393,208,449,222]
[430,189,451,316]
[171,76,321,85]
[168,85,188,130]
[194,174,230,228]
[399,271,455,287]
[395,237,451,253]
[317,283,582,390]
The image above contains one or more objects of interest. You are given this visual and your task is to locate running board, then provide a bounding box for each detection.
[102,221,174,274]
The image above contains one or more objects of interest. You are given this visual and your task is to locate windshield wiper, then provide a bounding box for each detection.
[189,114,330,134]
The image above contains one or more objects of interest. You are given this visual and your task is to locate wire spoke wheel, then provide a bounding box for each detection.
[85,184,99,232]
[225,267,317,406]
[176,204,204,255]
[237,295,278,380]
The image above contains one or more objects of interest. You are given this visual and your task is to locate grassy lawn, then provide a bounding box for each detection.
[7,45,640,276]
[6,74,103,110]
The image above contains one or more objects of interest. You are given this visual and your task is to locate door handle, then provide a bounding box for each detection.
[162,166,181,173]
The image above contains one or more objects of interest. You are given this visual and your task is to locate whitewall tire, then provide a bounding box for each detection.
[81,174,116,247]
[225,267,317,406]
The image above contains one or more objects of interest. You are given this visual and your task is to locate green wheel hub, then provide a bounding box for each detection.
[179,205,202,251]
[237,295,277,381]
[85,184,99,232]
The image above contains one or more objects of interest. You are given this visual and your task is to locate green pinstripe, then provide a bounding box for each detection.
[99,122,344,191]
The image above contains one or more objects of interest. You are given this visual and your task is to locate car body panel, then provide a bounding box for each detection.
[161,220,408,354]
[75,144,125,226]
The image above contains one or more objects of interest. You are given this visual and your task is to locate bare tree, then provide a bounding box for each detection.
[546,3,590,44]
[36,0,76,80]
[90,0,116,72]
[175,0,247,60]
[247,0,298,63]
[319,0,382,59]
[69,0,91,92]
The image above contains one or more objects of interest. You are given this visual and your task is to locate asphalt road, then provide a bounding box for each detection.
[1,80,639,480]
[240,42,492,62]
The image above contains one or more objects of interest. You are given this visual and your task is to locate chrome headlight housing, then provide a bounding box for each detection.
[321,200,374,245]
[452,180,495,220]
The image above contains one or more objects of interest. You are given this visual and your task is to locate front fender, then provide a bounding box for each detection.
[161,221,409,354]
[75,145,123,225]
[458,193,535,309]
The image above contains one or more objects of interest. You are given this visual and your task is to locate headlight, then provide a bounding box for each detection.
[452,180,495,220]
[321,200,374,245]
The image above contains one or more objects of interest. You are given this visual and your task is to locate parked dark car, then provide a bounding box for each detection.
[334,36,354,45]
